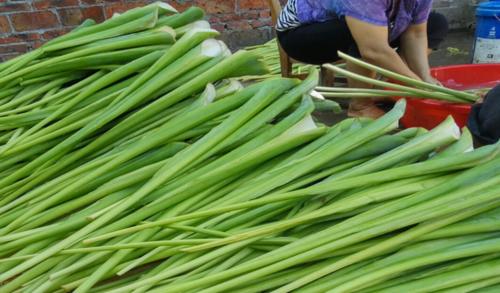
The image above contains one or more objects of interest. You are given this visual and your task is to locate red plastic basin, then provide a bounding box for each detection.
[395,64,500,130]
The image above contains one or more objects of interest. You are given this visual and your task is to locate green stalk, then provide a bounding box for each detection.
[88,144,494,243]
[72,81,304,292]
[1,52,252,219]
[381,259,500,293]
[281,180,500,292]
[176,20,211,37]
[179,117,460,252]
[1,62,246,232]
[6,237,292,259]
[324,116,459,182]
[27,50,262,208]
[2,78,135,156]
[0,79,290,283]
[0,74,84,113]
[0,71,103,116]
[24,45,168,77]
[48,29,175,57]
[43,9,160,52]
[319,91,417,99]
[329,239,498,292]
[337,51,479,102]
[147,146,498,292]
[302,234,499,292]
[0,34,217,212]
[4,49,167,155]
[423,207,500,240]
[324,64,467,103]
[434,128,474,158]
[0,30,175,87]
[22,73,86,89]
[210,71,318,155]
[361,253,500,292]
[20,145,187,231]
[0,50,45,78]
[45,2,175,47]
[156,6,204,28]
[0,87,20,100]
[80,103,405,293]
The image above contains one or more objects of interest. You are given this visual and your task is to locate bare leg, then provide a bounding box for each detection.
[346,61,386,119]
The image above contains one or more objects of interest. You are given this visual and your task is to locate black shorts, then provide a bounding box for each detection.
[277,12,449,65]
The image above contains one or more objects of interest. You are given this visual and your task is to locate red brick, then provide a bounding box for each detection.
[0,15,10,34]
[239,0,267,10]
[0,33,41,44]
[83,0,121,4]
[259,10,271,18]
[0,43,29,54]
[32,40,44,48]
[217,14,242,22]
[208,16,220,23]
[226,20,252,31]
[123,0,153,3]
[195,0,234,14]
[18,33,42,41]
[1,53,23,62]
[0,37,22,45]
[58,6,105,26]
[169,1,192,12]
[0,2,31,13]
[33,0,79,10]
[103,1,150,18]
[10,11,59,31]
[211,23,224,32]
[250,19,271,28]
[42,28,71,40]
[236,10,260,20]
[80,0,103,4]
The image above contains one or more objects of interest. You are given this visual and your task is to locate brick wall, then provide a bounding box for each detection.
[0,0,273,61]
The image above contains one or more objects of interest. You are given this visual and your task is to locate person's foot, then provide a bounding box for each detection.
[348,100,386,119]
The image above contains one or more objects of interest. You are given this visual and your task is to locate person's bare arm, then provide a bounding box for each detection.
[400,22,436,83]
[345,16,421,81]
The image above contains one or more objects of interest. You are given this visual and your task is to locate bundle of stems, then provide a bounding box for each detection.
[320,51,480,104]
[1,3,500,293]
[240,38,322,81]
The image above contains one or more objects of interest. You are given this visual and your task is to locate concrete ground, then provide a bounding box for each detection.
[429,29,475,67]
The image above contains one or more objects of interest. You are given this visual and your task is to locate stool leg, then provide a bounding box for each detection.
[278,44,293,78]
[320,66,336,86]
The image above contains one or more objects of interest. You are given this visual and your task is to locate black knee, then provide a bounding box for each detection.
[468,85,500,145]
[427,12,449,50]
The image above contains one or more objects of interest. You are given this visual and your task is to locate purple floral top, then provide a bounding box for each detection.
[295,0,433,41]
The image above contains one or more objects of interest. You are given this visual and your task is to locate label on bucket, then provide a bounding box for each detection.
[473,37,500,63]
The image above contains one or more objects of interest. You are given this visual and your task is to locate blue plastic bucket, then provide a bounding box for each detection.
[473,0,500,63]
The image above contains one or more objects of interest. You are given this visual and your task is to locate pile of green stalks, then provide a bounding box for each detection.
[1,3,500,293]
[241,39,321,81]
[319,51,481,103]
